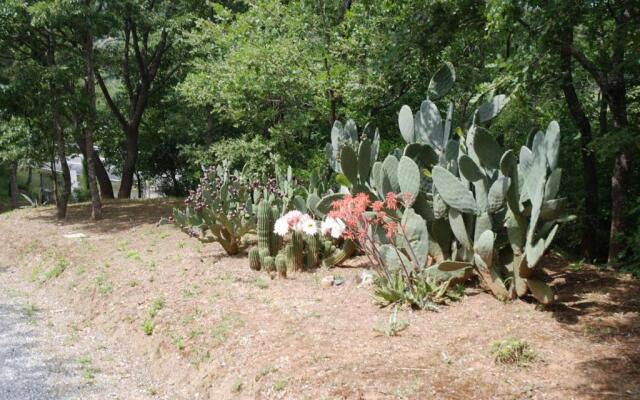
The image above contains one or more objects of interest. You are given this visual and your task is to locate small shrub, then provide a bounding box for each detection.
[95,272,113,295]
[491,337,537,366]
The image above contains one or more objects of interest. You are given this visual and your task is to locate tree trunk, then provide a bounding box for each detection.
[26,167,32,187]
[118,129,139,199]
[135,171,143,199]
[9,161,18,209]
[83,12,102,219]
[47,34,71,219]
[77,136,114,199]
[93,150,113,199]
[606,81,630,264]
[53,120,71,220]
[559,32,599,261]
[50,158,59,206]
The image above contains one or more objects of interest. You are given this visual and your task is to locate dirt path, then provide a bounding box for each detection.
[0,268,164,400]
[0,201,639,399]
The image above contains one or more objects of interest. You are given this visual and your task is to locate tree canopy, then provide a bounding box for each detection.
[0,0,638,267]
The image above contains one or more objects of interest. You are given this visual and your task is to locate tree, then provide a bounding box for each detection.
[94,1,182,199]
[0,118,31,209]
[81,0,102,219]
[486,0,640,263]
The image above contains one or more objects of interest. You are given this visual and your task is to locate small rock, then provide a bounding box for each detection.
[63,233,88,239]
[320,276,334,288]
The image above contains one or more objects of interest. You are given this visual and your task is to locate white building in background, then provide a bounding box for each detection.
[41,154,162,200]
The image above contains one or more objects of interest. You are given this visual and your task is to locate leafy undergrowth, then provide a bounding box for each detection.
[0,200,639,400]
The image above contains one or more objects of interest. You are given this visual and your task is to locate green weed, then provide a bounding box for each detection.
[490,337,537,366]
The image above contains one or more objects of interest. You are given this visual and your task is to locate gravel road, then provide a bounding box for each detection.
[0,293,88,400]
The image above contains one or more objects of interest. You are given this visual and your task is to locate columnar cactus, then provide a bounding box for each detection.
[305,234,321,269]
[321,240,356,268]
[275,254,287,278]
[249,248,261,271]
[290,231,305,272]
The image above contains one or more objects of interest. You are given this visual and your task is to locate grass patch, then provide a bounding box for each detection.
[24,302,39,320]
[272,379,288,392]
[116,239,130,252]
[126,251,142,262]
[211,314,245,344]
[78,355,99,384]
[42,258,69,283]
[257,364,278,380]
[95,272,113,295]
[231,377,243,393]
[171,334,185,351]
[141,319,154,335]
[148,296,165,318]
[182,285,201,298]
[254,277,269,289]
[490,337,537,366]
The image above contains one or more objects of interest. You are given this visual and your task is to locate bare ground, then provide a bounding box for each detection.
[0,200,638,400]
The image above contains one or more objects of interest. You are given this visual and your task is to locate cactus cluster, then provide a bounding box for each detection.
[173,163,258,255]
[321,63,569,304]
[312,120,383,218]
[391,64,568,304]
[427,119,567,304]
[248,201,355,275]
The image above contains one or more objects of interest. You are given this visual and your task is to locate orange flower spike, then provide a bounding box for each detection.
[385,192,398,210]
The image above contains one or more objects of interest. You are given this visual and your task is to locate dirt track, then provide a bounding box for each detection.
[0,200,638,399]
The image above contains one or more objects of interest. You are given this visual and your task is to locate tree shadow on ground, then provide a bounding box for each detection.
[545,257,640,399]
[26,199,182,234]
